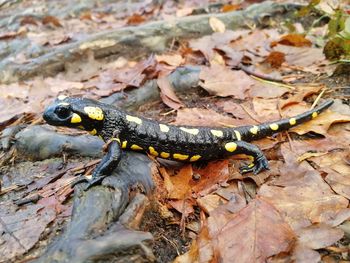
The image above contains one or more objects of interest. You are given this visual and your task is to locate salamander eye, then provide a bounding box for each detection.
[54,105,71,119]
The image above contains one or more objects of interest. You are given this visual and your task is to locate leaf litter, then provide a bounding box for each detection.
[0,0,350,262]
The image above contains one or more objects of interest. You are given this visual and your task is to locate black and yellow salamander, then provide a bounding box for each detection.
[43,96,333,187]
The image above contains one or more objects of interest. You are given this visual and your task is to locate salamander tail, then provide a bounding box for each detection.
[235,100,333,142]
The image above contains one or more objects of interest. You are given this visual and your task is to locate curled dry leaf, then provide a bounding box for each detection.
[157,76,184,110]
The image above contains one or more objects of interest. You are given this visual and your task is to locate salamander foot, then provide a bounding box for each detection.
[239,155,269,174]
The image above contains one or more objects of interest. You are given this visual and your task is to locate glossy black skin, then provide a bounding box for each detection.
[43,97,333,188]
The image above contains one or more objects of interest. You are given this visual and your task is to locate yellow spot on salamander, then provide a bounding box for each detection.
[248,163,255,168]
[122,141,127,149]
[89,129,97,135]
[159,124,170,133]
[84,106,104,121]
[249,126,259,135]
[173,153,189,161]
[58,95,67,100]
[225,142,237,152]
[149,146,159,156]
[312,112,318,118]
[190,155,201,162]
[131,144,143,150]
[126,115,142,124]
[269,123,279,131]
[234,130,241,140]
[210,130,223,137]
[289,118,296,126]
[71,113,82,123]
[160,152,170,158]
[180,127,199,135]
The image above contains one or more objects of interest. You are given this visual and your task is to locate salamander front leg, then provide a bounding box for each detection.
[73,140,122,190]
[225,141,269,174]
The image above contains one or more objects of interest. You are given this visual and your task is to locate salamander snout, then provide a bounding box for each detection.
[43,103,73,126]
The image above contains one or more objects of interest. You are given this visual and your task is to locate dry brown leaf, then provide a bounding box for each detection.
[215,100,258,125]
[271,34,312,47]
[157,76,184,110]
[160,165,192,200]
[189,30,244,61]
[177,197,295,263]
[260,144,349,230]
[191,160,229,197]
[279,85,324,109]
[292,244,321,263]
[264,51,286,68]
[168,199,195,216]
[252,98,281,121]
[199,65,255,99]
[20,16,38,26]
[222,4,241,12]
[155,54,184,67]
[274,45,326,69]
[291,110,350,136]
[297,224,344,250]
[126,14,146,25]
[42,16,62,27]
[249,80,289,99]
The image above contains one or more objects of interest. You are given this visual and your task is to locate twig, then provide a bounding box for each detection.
[239,64,284,83]
[250,75,296,90]
[311,88,327,109]
[240,104,262,124]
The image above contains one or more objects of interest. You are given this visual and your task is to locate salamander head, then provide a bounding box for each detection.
[43,96,106,135]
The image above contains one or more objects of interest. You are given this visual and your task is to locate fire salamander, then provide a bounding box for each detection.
[43,95,333,188]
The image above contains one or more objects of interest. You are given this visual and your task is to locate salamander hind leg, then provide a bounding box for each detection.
[224,141,269,174]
